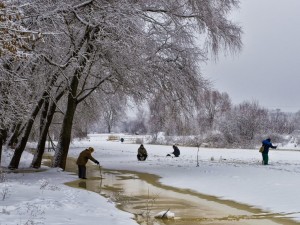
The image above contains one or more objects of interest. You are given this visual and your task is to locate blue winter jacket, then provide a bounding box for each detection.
[262,139,276,154]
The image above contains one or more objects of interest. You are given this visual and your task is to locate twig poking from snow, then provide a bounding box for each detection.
[161,208,170,219]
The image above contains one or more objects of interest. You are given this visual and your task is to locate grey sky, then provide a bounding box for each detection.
[202,0,300,112]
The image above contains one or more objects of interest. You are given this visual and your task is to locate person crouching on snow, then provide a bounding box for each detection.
[76,147,99,179]
[137,144,148,161]
[172,144,180,157]
[261,138,277,165]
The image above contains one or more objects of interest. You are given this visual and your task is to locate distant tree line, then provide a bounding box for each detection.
[97,90,300,148]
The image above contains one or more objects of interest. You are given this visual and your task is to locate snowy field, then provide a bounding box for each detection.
[1,133,300,224]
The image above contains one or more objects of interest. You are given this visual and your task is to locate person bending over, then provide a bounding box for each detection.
[76,147,99,179]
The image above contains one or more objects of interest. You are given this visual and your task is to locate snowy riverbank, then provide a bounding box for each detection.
[1,133,300,224]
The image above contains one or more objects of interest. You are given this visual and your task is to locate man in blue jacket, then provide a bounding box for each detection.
[261,138,277,165]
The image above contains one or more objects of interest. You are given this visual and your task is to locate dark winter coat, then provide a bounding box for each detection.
[138,145,147,156]
[76,149,98,166]
[172,145,180,157]
[262,139,276,154]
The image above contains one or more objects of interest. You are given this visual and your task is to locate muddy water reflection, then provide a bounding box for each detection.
[65,164,298,225]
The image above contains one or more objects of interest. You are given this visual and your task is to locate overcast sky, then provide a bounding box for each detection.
[202,0,300,113]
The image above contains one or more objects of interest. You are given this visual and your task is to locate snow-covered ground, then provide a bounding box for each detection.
[1,133,300,224]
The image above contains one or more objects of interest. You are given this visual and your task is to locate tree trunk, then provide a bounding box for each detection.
[52,28,97,170]
[8,73,60,169]
[52,76,79,170]
[39,97,49,134]
[31,90,64,168]
[0,129,8,166]
[31,103,52,168]
[8,97,45,169]
[7,123,22,148]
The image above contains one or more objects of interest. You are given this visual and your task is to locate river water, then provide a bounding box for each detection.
[63,159,299,225]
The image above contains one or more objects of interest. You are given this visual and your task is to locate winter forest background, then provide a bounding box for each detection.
[1,0,300,171]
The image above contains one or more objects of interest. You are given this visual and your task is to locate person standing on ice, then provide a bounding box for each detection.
[261,138,277,165]
[137,144,148,161]
[76,147,99,179]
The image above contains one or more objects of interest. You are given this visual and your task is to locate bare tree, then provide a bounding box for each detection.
[148,94,168,135]
[130,109,148,134]
[30,87,65,168]
[220,101,268,146]
[291,111,300,132]
[52,0,241,169]
[0,60,34,166]
[8,72,62,169]
[198,89,231,130]
[98,93,126,133]
[120,104,148,134]
[268,109,295,134]
[3,0,242,169]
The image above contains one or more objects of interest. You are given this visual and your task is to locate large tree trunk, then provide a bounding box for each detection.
[52,76,79,170]
[8,73,60,169]
[51,26,99,170]
[8,97,45,169]
[31,101,53,168]
[31,90,65,168]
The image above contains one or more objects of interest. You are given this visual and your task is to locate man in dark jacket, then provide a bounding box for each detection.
[172,145,180,157]
[76,147,99,179]
[261,138,277,165]
[137,144,148,161]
